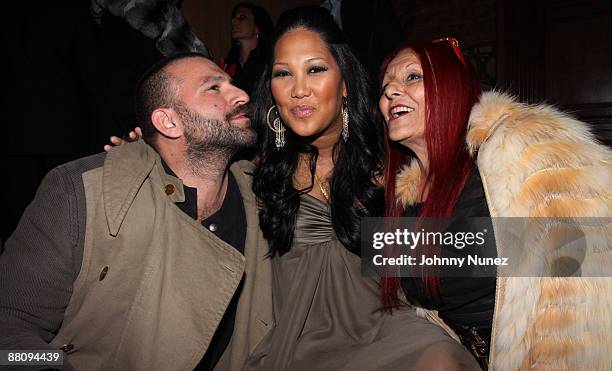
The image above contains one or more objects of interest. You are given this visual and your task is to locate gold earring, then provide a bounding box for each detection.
[266,105,286,149]
[341,98,349,141]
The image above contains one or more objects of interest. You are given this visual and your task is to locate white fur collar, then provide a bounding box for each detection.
[395,90,611,208]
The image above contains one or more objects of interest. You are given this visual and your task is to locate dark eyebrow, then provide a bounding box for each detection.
[305,57,325,63]
[273,57,326,67]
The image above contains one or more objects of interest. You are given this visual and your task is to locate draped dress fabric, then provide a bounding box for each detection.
[244,194,480,370]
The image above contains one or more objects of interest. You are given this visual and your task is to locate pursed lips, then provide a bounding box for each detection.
[290,105,316,119]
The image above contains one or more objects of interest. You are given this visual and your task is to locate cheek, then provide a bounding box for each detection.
[315,76,343,114]
[208,105,224,120]
[379,99,389,121]
[270,81,293,124]
[322,75,343,100]
[271,81,289,106]
[418,114,426,135]
[415,85,425,105]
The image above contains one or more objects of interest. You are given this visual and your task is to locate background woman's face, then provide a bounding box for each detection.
[379,49,426,148]
[271,28,346,140]
[231,7,258,40]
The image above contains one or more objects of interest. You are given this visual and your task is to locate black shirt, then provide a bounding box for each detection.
[401,168,496,329]
[221,47,268,95]
[163,163,247,370]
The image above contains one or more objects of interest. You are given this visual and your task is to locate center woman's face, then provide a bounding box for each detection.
[271,28,346,140]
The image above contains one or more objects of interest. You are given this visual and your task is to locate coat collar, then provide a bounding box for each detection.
[465,91,524,156]
[102,141,258,238]
[395,159,421,208]
[103,140,184,236]
[229,160,257,208]
[395,91,519,208]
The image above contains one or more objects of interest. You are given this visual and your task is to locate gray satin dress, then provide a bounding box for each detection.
[244,195,479,371]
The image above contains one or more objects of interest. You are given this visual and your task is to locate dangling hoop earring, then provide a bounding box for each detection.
[266,105,286,149]
[341,97,349,141]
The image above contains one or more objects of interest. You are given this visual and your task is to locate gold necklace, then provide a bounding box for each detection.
[314,173,330,203]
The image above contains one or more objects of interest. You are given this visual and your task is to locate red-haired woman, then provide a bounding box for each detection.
[379,38,612,370]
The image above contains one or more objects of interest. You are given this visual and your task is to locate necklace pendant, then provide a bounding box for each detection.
[314,174,330,203]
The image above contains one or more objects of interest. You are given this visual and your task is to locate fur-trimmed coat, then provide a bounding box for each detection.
[396,91,612,370]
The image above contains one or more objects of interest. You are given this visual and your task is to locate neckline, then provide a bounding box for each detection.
[301,193,330,209]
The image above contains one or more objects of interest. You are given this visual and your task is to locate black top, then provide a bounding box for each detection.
[163,163,247,371]
[221,47,267,95]
[176,175,246,255]
[188,175,246,370]
[401,168,496,330]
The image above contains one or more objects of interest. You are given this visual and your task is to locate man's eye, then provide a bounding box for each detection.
[308,66,327,74]
[208,85,220,91]
[272,70,290,78]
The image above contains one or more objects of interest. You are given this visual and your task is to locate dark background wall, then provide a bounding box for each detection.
[390,0,612,142]
[2,0,611,244]
[182,0,321,61]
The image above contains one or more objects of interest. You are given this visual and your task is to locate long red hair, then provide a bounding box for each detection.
[380,40,481,308]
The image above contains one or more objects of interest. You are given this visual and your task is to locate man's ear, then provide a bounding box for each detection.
[151,108,182,139]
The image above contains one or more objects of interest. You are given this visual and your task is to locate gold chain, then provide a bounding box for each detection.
[314,173,330,203]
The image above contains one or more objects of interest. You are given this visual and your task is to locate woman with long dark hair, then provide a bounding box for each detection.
[245,7,479,371]
[103,11,480,370]
[380,38,612,370]
[219,2,273,95]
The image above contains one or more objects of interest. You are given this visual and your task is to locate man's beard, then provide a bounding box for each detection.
[175,102,257,171]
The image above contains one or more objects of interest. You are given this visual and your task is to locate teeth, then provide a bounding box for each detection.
[391,106,414,117]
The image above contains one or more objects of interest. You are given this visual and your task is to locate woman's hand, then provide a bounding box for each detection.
[103,127,143,152]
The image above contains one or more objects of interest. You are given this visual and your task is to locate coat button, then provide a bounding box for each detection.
[165,184,175,195]
[60,343,74,352]
[209,223,218,232]
[99,266,109,281]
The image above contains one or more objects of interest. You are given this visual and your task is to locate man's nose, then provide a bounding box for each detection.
[229,84,249,106]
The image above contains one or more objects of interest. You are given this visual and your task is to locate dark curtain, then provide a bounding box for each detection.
[1,1,164,244]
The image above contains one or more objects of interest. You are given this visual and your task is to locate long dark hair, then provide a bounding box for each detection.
[252,6,385,256]
[379,40,481,307]
[225,3,273,65]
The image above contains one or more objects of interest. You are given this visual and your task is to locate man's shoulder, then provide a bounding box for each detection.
[54,152,106,181]
[33,153,106,199]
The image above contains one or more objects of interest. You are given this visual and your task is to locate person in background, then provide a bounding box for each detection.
[219,2,273,95]
[379,38,612,370]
